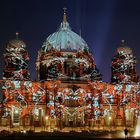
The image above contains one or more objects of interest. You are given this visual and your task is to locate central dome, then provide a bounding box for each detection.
[41,13,88,52]
[36,10,102,82]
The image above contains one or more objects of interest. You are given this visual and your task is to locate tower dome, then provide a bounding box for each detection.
[41,10,88,52]
[116,40,132,55]
[7,39,26,50]
[3,33,30,80]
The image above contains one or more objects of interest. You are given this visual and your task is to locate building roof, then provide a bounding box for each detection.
[41,11,88,52]
[6,33,26,52]
[117,40,132,54]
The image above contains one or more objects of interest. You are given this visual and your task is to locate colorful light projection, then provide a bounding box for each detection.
[37,51,102,81]
[44,81,140,120]
[88,82,140,118]
[3,39,30,80]
[1,81,45,118]
[1,80,140,120]
[111,45,139,84]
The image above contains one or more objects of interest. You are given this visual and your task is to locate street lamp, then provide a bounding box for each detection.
[15,109,19,114]
[109,116,112,132]
[45,116,49,131]
[45,116,48,120]
[109,116,112,120]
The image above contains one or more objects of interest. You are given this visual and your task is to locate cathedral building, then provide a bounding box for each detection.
[0,10,140,132]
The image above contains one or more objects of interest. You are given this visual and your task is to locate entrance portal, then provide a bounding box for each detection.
[69,120,74,127]
[64,107,84,127]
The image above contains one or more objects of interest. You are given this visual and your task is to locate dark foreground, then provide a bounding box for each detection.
[0,135,139,140]
[0,130,139,140]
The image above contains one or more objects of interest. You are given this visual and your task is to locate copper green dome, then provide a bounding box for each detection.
[41,11,88,52]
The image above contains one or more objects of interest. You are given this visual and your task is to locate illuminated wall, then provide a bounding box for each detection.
[1,80,140,127]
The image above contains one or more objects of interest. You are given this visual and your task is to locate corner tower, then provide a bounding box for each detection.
[36,9,102,81]
[111,40,139,84]
[3,33,30,80]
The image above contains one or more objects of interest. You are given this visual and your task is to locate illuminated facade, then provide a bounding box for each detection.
[0,11,140,132]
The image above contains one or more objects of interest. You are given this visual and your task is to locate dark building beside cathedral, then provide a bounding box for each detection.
[0,10,140,132]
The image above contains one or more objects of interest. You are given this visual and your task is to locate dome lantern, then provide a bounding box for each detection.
[63,7,67,23]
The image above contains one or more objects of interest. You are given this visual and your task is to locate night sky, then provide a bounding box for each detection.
[1,0,140,82]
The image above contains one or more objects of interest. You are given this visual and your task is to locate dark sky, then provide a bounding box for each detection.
[1,0,140,82]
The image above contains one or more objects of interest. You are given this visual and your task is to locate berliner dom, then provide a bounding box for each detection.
[0,10,140,133]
